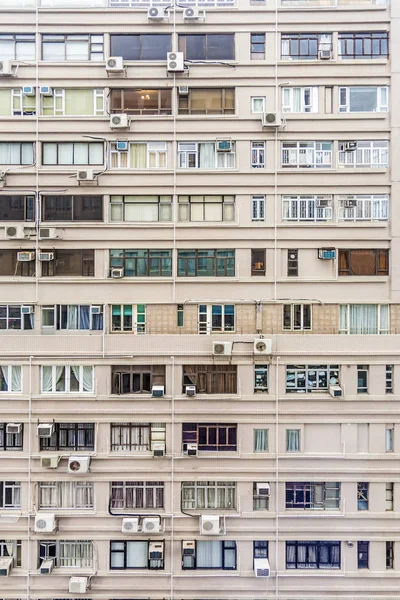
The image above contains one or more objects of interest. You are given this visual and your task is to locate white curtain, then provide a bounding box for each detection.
[255,429,268,452]
[287,430,299,451]
[82,366,93,392]
[286,544,296,565]
[344,304,380,334]
[58,143,74,165]
[386,428,393,451]
[281,39,290,59]
[0,143,21,164]
[0,366,9,389]
[199,143,215,168]
[41,366,53,392]
[196,541,222,568]
[292,88,301,112]
[56,365,65,391]
[126,541,147,568]
[11,366,22,392]
[73,143,88,165]
[67,305,78,329]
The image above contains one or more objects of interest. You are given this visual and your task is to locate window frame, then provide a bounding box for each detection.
[110,195,172,223]
[338,141,389,168]
[41,249,95,277]
[177,249,235,277]
[41,88,104,117]
[338,31,389,60]
[109,249,172,278]
[253,482,269,511]
[252,195,265,221]
[0,424,23,451]
[178,88,235,115]
[0,195,35,221]
[0,365,22,393]
[177,141,236,170]
[251,141,265,169]
[337,195,389,220]
[281,33,332,61]
[111,365,165,395]
[339,86,389,113]
[282,86,318,113]
[41,305,103,331]
[110,539,164,570]
[0,33,36,61]
[182,423,238,452]
[40,365,94,393]
[286,364,340,393]
[287,249,298,277]
[178,33,235,61]
[39,423,95,452]
[286,540,341,570]
[0,142,34,165]
[182,540,237,570]
[41,34,104,62]
[178,195,235,223]
[198,304,235,334]
[285,482,340,510]
[41,195,103,222]
[250,33,265,60]
[111,304,146,334]
[386,365,393,393]
[110,423,165,453]
[38,481,94,510]
[110,141,167,170]
[0,305,34,331]
[110,33,171,61]
[357,482,369,510]
[281,141,333,169]
[357,541,369,569]
[0,481,21,508]
[282,195,333,222]
[181,481,236,510]
[338,249,389,277]
[283,304,312,331]
[339,304,389,335]
[110,481,164,510]
[182,366,237,395]
[110,88,172,116]
[39,540,93,568]
[42,142,104,166]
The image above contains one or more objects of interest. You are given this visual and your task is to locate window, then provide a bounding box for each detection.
[111,366,165,395]
[253,482,269,510]
[339,305,389,335]
[110,141,167,169]
[40,423,94,451]
[182,366,237,394]
[110,196,172,223]
[198,305,235,334]
[357,482,369,510]
[282,87,318,113]
[0,540,21,566]
[338,249,389,276]
[110,482,164,510]
[110,423,165,452]
[0,424,23,451]
[357,541,369,569]
[0,482,21,508]
[254,541,268,561]
[338,32,389,59]
[42,34,103,61]
[287,250,298,277]
[0,195,34,221]
[178,250,235,277]
[282,195,332,222]
[281,33,332,60]
[251,33,265,59]
[41,306,103,331]
[0,142,34,165]
[178,142,235,169]
[0,34,35,60]
[286,430,300,452]
[177,304,184,328]
[251,141,265,168]
[254,428,269,451]
[178,195,234,223]
[281,141,332,169]
[286,365,339,393]
[0,305,34,330]
[42,142,103,166]
[41,88,104,116]
[338,195,389,220]
[181,482,236,510]
[0,250,35,277]
[109,250,172,277]
[254,367,268,393]
[41,366,94,393]
[251,249,266,276]
[386,541,394,569]
[357,365,369,394]
[386,427,394,452]
[38,482,94,509]
[283,305,311,331]
[42,196,103,221]
[41,250,94,277]
[110,34,171,61]
[0,88,36,116]
[178,34,235,60]
[286,482,340,510]
[286,541,340,569]
[338,141,389,168]
[0,366,22,392]
[182,540,236,570]
[110,89,171,115]
[252,196,265,221]
[110,540,163,570]
[179,88,235,115]
[386,365,393,393]
[182,423,237,452]
[386,483,394,511]
[111,305,146,333]
[339,86,388,112]
[251,97,265,113]
[39,540,93,568]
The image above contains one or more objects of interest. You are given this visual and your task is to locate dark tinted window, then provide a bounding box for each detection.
[43,196,103,221]
[0,196,34,221]
[110,34,171,60]
[179,34,234,60]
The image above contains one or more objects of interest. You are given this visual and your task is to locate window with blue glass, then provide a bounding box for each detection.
[110,250,172,277]
[198,304,235,334]
[358,541,369,569]
[357,482,369,510]
[177,250,235,277]
[286,541,341,569]
[41,305,103,331]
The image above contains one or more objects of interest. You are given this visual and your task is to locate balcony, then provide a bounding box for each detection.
[280,0,386,7]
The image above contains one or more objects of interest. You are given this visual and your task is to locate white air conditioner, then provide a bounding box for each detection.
[122,517,140,534]
[116,140,128,151]
[319,48,332,60]
[213,341,233,356]
[77,169,95,182]
[216,139,232,152]
[34,513,57,533]
[21,305,34,314]
[182,540,196,555]
[37,423,54,438]
[0,557,13,576]
[91,305,102,315]
[69,577,89,594]
[148,6,164,20]
[344,198,357,208]
[6,423,22,434]
[0,60,15,77]
[318,248,336,260]
[111,267,124,278]
[316,198,330,208]
[142,517,161,533]
[200,514,221,535]
[254,557,270,577]
[152,385,165,398]
[40,558,54,574]
[39,252,54,262]
[153,442,166,457]
[39,85,52,96]
[186,443,198,456]
[178,85,189,95]
[68,455,91,474]
[106,56,124,73]
[185,385,196,397]
[17,251,35,262]
[329,384,343,398]
[5,224,25,239]
[254,338,272,355]
[39,228,58,240]
[183,6,200,20]
[110,114,131,129]
[148,541,164,560]
[262,112,281,127]
[344,141,357,152]
[23,85,35,96]
[256,482,270,496]
[40,455,60,469]
[167,52,184,73]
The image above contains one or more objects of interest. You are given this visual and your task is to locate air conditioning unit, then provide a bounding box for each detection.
[179,85,189,95]
[183,540,196,555]
[106,56,124,73]
[39,228,58,240]
[254,557,270,577]
[153,442,166,457]
[213,341,233,356]
[77,169,95,182]
[316,198,329,208]
[344,141,357,152]
[23,85,35,96]
[344,198,357,208]
[148,6,164,20]
[200,514,221,535]
[41,455,60,469]
[254,339,272,355]
[262,112,281,127]
[148,541,164,560]
[142,517,161,533]
[34,513,57,533]
[111,267,124,278]
[37,423,54,438]
[68,456,91,474]
[319,48,332,60]
[256,482,270,496]
[40,558,54,574]
[39,252,54,262]
[5,224,25,239]
[110,114,131,129]
[185,385,196,397]
[116,140,128,151]
[6,423,22,434]
[17,251,35,262]
[91,305,102,315]
[122,517,140,534]
[21,305,34,314]
[318,248,336,260]
[216,139,232,152]
[152,385,165,398]
[329,384,343,398]
[183,6,200,20]
[0,60,15,77]
[69,577,89,594]
[0,557,13,576]
[167,52,185,73]
[186,443,198,456]
[39,86,52,96]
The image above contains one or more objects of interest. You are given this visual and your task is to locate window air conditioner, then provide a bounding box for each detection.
[0,557,13,576]
[21,305,34,314]
[37,423,55,438]
[91,305,102,315]
[344,141,357,152]
[39,252,54,262]
[153,442,166,457]
[200,514,221,535]
[178,85,189,95]
[318,248,336,260]
[69,577,89,594]
[17,251,35,262]
[34,513,57,533]
[5,224,25,239]
[0,60,15,77]
[39,228,59,240]
[39,85,52,96]
[147,6,164,20]
[167,52,185,73]
[77,169,95,182]
[256,482,270,496]
[111,267,124,278]
[6,423,22,434]
[316,198,329,208]
[254,338,272,355]
[183,6,200,20]
[319,49,332,60]
[40,558,54,574]
[116,140,128,151]
[122,517,140,534]
[216,139,232,152]
[148,541,164,560]
[344,199,357,208]
[185,385,196,397]
[262,112,281,127]
[106,56,124,73]
[329,384,343,398]
[152,385,165,398]
[182,540,196,555]
[185,443,197,456]
[68,455,91,474]
[254,557,270,577]
[110,114,131,129]
[22,85,35,96]
[142,517,161,533]
[213,341,233,356]
[40,455,60,469]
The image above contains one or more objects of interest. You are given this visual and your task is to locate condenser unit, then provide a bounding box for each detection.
[5,224,25,239]
[262,112,281,127]
[254,339,272,355]
[39,228,59,240]
[68,455,91,474]
[213,341,232,356]
[147,6,164,20]
[0,60,15,77]
[183,6,200,20]
[256,482,270,496]
[21,305,34,314]
[34,513,57,533]
[39,86,52,96]
[111,267,124,278]
[106,57,124,73]
[200,514,221,535]
[40,455,60,469]
[148,541,164,560]
[77,169,95,182]
[69,577,89,593]
[186,443,198,456]
[167,52,184,73]
[319,48,332,60]
[0,557,13,576]
[122,517,140,534]
[110,114,131,129]
[142,517,161,533]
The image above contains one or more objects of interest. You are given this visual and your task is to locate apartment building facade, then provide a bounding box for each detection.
[0,0,398,598]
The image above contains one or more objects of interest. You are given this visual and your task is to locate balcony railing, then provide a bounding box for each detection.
[281,0,386,7]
